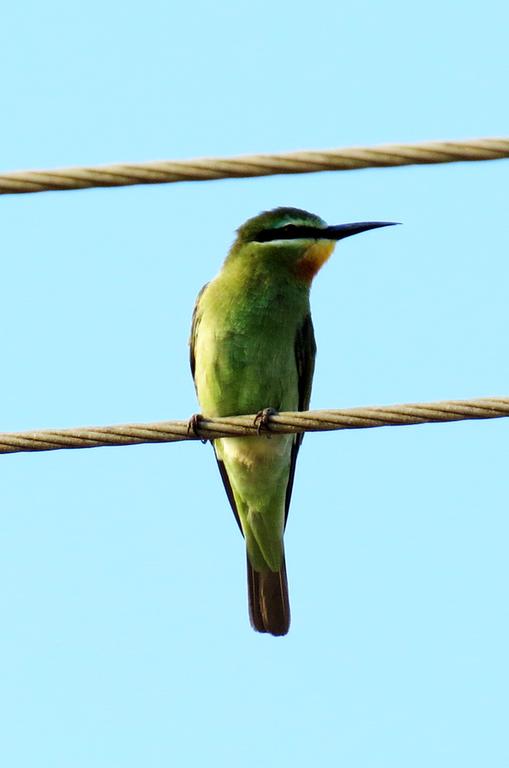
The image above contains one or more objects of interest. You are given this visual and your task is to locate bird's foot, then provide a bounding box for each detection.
[254,407,279,437]
[187,413,208,444]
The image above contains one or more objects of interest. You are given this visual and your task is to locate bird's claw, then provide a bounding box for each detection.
[187,413,208,444]
[254,407,278,437]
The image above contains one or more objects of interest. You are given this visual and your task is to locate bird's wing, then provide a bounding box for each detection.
[189,282,208,383]
[189,283,244,533]
[284,313,316,526]
[212,445,243,533]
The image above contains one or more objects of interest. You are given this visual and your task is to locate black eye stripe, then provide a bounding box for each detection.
[253,225,324,242]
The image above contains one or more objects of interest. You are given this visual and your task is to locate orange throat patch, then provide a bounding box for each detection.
[295,241,336,282]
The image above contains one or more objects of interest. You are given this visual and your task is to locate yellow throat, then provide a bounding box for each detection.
[296,240,336,282]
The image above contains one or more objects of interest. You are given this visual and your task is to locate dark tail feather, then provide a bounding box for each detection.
[246,552,290,636]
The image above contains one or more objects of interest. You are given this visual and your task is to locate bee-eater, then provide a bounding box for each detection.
[190,207,396,636]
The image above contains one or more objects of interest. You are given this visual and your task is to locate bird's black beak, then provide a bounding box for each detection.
[322,221,400,240]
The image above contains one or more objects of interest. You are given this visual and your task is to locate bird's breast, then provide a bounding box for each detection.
[194,279,305,418]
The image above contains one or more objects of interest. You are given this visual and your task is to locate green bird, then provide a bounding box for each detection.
[190,207,396,636]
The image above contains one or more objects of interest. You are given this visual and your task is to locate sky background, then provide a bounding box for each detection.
[1,1,508,766]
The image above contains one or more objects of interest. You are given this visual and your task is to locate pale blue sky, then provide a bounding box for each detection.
[1,1,508,766]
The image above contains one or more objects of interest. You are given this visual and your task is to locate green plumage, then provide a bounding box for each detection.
[190,207,320,636]
[189,207,396,635]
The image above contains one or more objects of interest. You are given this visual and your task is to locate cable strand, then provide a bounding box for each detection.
[1,137,508,195]
[1,396,508,455]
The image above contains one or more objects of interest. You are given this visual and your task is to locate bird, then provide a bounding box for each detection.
[189,207,397,635]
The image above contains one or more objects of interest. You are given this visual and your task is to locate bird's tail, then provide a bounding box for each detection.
[246,551,290,636]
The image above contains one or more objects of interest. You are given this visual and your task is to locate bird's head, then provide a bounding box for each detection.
[228,207,398,282]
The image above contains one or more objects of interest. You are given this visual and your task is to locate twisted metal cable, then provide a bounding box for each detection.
[1,397,508,455]
[1,138,508,196]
